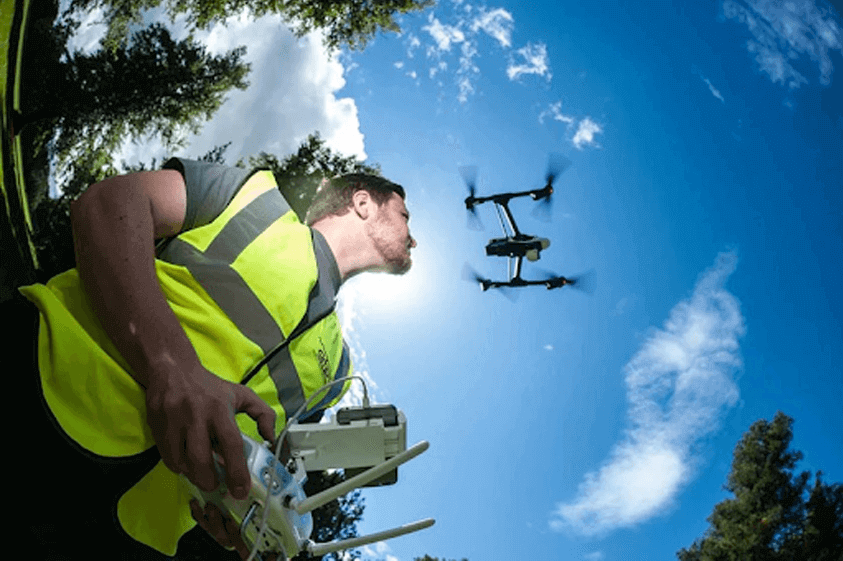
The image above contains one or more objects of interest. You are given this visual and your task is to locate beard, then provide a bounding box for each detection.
[366,221,412,275]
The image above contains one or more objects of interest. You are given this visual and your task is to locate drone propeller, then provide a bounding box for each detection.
[535,267,595,294]
[459,165,478,198]
[459,165,484,230]
[461,262,488,287]
[532,153,572,223]
[461,263,517,301]
[566,269,596,295]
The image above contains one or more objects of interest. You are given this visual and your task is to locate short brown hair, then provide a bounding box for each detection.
[304,173,406,226]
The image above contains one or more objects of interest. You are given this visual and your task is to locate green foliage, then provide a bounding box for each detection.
[292,470,366,561]
[47,22,249,175]
[281,0,435,51]
[236,132,381,221]
[677,412,843,561]
[169,469,365,561]
[63,0,433,52]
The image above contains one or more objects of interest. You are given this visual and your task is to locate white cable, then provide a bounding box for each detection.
[245,375,369,561]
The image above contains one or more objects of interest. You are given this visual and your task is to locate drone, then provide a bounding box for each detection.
[461,154,593,295]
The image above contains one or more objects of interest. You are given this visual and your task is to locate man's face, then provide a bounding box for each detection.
[366,192,417,275]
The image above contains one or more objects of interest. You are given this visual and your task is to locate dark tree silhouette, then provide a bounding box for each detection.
[677,412,843,561]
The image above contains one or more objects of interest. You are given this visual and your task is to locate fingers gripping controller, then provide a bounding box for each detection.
[182,402,434,561]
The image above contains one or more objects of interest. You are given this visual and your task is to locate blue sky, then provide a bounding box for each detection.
[62,0,843,559]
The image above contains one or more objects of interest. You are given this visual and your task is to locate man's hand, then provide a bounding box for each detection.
[190,499,282,560]
[146,363,276,499]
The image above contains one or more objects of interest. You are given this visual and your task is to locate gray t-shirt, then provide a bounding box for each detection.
[161,157,259,231]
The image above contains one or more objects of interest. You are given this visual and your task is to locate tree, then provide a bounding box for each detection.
[292,470,366,561]
[173,469,365,561]
[677,412,843,560]
[41,22,249,175]
[235,132,382,221]
[63,0,434,52]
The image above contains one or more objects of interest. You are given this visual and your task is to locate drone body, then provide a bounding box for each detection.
[461,155,589,294]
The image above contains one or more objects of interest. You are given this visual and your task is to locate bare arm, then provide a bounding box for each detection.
[71,169,194,388]
[70,170,275,498]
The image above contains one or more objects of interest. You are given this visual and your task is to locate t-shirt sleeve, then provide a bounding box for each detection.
[161,157,256,231]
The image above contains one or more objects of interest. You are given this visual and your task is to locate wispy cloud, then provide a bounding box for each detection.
[423,13,466,53]
[539,101,576,125]
[408,3,548,102]
[406,33,421,58]
[584,552,605,561]
[470,7,514,48]
[550,250,745,536]
[360,541,399,561]
[701,76,726,103]
[539,102,604,150]
[572,118,603,150]
[506,42,552,81]
[721,0,842,89]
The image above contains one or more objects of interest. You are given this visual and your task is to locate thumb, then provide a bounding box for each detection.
[234,385,276,444]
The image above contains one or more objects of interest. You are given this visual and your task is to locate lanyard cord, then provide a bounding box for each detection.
[240,300,337,386]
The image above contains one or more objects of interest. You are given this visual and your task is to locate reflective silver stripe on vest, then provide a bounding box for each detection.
[158,188,287,355]
[277,230,343,419]
[157,187,344,419]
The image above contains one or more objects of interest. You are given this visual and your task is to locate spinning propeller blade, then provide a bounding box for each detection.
[461,262,489,289]
[461,263,517,301]
[532,153,572,223]
[459,165,484,230]
[567,269,596,295]
[459,165,478,199]
[546,152,572,186]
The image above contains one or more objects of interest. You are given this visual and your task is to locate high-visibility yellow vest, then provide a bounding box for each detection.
[19,170,352,555]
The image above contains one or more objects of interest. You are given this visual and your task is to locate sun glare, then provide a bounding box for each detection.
[347,248,436,318]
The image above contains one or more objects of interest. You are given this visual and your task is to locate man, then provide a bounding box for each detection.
[12,158,416,559]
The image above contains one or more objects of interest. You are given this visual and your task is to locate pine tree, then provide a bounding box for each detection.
[62,0,434,52]
[236,132,381,221]
[677,412,843,560]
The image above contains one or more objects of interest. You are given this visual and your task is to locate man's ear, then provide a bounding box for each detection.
[351,190,372,220]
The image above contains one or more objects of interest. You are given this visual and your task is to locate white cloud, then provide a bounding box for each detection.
[423,13,466,52]
[470,7,514,48]
[457,40,480,103]
[544,344,554,351]
[360,541,398,561]
[62,6,108,55]
[539,103,603,150]
[550,250,745,536]
[394,61,405,69]
[407,33,422,58]
[410,6,553,102]
[430,61,448,79]
[701,76,726,103]
[506,42,552,80]
[112,10,365,168]
[721,0,842,89]
[539,101,576,125]
[572,118,603,150]
[584,552,605,561]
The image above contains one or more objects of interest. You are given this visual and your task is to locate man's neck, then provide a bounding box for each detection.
[311,220,377,282]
